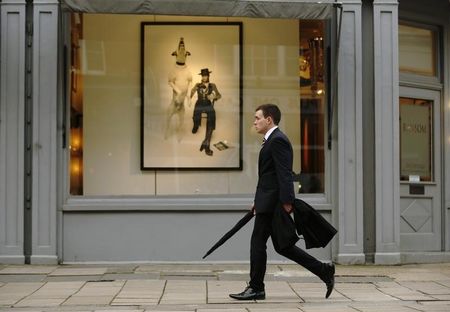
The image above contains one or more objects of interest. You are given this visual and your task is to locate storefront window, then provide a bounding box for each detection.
[69,14,327,196]
[399,23,438,77]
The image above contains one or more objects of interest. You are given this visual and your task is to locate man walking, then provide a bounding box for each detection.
[229,104,335,301]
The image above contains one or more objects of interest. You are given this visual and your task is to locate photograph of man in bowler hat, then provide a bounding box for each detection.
[190,68,221,156]
[229,104,335,300]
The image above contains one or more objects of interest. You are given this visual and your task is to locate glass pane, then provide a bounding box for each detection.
[70,13,84,195]
[399,97,433,182]
[298,20,326,193]
[69,14,327,196]
[399,24,437,77]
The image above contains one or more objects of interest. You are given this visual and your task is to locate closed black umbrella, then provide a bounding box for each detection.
[202,210,254,259]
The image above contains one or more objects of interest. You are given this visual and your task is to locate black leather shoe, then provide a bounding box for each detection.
[324,263,335,299]
[229,286,265,300]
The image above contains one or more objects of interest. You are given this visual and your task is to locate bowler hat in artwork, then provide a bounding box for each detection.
[199,68,212,76]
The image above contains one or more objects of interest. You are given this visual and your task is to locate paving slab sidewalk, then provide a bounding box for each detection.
[0,263,449,311]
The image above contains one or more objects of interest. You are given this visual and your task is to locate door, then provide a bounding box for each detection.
[399,86,442,252]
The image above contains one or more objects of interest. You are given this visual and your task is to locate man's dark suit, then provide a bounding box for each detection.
[250,127,328,292]
[254,128,295,214]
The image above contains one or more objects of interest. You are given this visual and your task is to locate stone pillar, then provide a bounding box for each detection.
[0,0,26,264]
[336,0,365,264]
[30,0,59,264]
[373,0,400,264]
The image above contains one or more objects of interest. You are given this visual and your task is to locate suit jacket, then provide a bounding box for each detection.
[254,128,295,214]
[271,198,338,251]
[292,198,338,249]
[271,203,299,251]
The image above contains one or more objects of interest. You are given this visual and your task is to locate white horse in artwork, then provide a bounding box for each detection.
[165,37,192,140]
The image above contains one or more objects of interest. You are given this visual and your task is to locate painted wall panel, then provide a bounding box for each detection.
[31,2,59,264]
[63,211,332,262]
[0,2,26,264]
[337,2,365,264]
[374,0,400,264]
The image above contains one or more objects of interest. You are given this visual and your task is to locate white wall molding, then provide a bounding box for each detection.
[336,0,365,265]
[30,0,59,264]
[0,0,26,264]
[373,0,400,265]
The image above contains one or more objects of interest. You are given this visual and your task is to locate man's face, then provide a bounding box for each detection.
[254,109,271,134]
[201,75,209,83]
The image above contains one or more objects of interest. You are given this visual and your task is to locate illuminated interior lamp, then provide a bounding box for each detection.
[316,89,324,95]
[71,161,80,174]
[70,128,82,152]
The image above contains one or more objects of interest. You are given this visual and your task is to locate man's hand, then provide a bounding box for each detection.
[283,203,293,214]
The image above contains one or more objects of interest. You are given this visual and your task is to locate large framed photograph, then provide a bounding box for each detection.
[140,22,242,170]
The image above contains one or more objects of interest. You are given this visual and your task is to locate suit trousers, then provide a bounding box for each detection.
[250,212,326,291]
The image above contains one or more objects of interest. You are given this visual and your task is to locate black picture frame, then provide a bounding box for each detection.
[140,22,243,170]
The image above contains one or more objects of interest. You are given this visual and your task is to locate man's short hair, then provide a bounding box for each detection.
[255,104,281,125]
